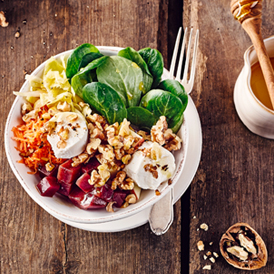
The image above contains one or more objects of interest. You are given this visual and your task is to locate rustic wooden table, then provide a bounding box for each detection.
[1,0,274,273]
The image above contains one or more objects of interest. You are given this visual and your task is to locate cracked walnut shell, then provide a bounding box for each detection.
[219,222,267,270]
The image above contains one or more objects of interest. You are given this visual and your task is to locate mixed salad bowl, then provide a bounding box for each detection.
[5,45,189,224]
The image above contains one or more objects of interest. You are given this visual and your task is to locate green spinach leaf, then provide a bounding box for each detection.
[157,79,188,112]
[66,44,100,81]
[140,89,184,132]
[138,48,164,88]
[83,82,127,124]
[71,56,109,98]
[118,47,153,93]
[79,52,104,71]
[127,106,156,130]
[96,56,143,107]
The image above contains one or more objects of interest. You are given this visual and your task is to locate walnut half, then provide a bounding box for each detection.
[219,222,268,270]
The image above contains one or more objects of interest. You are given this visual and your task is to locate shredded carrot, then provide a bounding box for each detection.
[12,106,66,174]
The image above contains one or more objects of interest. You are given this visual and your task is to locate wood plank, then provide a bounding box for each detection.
[0,0,183,273]
[184,0,274,272]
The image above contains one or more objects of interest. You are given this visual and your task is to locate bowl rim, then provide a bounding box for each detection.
[5,46,190,224]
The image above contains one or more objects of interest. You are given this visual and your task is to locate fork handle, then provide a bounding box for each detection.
[148,188,174,235]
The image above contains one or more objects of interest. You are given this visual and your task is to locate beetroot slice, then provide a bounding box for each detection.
[81,157,100,174]
[57,159,82,184]
[58,181,74,197]
[38,164,59,178]
[93,184,114,202]
[36,176,60,197]
[76,173,94,193]
[112,190,128,208]
[69,186,107,209]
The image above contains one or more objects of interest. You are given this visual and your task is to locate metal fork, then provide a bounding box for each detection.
[148,27,199,235]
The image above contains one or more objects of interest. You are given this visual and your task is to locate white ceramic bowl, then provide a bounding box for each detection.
[5,46,189,224]
[234,36,274,139]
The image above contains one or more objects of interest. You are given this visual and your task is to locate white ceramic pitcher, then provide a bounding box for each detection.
[234,36,274,139]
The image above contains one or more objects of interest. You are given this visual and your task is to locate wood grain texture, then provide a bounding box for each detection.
[0,0,182,273]
[183,0,274,273]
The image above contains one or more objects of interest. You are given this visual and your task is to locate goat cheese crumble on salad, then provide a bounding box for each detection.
[12,44,187,212]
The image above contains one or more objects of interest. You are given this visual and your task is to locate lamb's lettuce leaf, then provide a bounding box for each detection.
[83,82,127,124]
[96,56,143,107]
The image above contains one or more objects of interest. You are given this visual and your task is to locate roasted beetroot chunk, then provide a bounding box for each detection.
[69,186,107,209]
[38,164,59,178]
[112,190,128,208]
[57,160,82,184]
[58,181,74,197]
[93,184,114,202]
[36,176,60,197]
[81,157,100,174]
[76,173,94,193]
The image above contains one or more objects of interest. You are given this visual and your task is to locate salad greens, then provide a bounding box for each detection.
[66,43,100,82]
[83,82,127,124]
[138,48,164,88]
[66,44,188,131]
[97,56,143,107]
[118,47,153,93]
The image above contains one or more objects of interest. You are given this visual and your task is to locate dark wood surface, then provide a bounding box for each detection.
[1,0,274,273]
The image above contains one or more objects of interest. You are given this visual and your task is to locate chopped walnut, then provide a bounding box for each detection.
[86,138,101,155]
[86,113,105,124]
[164,135,182,151]
[79,102,92,117]
[119,119,131,137]
[125,194,136,204]
[197,240,204,251]
[15,31,20,38]
[106,122,123,148]
[45,162,55,172]
[209,257,215,264]
[42,120,56,134]
[151,116,182,151]
[66,113,78,122]
[151,116,168,145]
[111,171,126,190]
[21,102,33,116]
[89,164,110,187]
[114,147,125,160]
[120,178,134,190]
[98,145,115,162]
[58,126,69,141]
[121,201,129,208]
[144,164,158,179]
[137,130,151,141]
[90,127,105,140]
[0,11,8,27]
[123,135,135,151]
[106,201,116,213]
[72,153,89,167]
[200,223,209,231]
[121,154,131,165]
[57,101,71,112]
[57,140,67,149]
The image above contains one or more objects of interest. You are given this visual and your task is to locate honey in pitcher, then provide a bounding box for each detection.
[250,58,274,111]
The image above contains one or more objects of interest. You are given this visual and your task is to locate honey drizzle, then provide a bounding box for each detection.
[235,0,258,20]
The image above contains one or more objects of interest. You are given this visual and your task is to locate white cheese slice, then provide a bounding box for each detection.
[124,141,176,190]
[47,112,88,159]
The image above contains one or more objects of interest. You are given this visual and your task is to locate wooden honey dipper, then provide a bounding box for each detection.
[231,0,274,109]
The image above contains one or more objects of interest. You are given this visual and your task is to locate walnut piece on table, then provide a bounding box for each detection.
[219,222,268,270]
[0,11,8,27]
